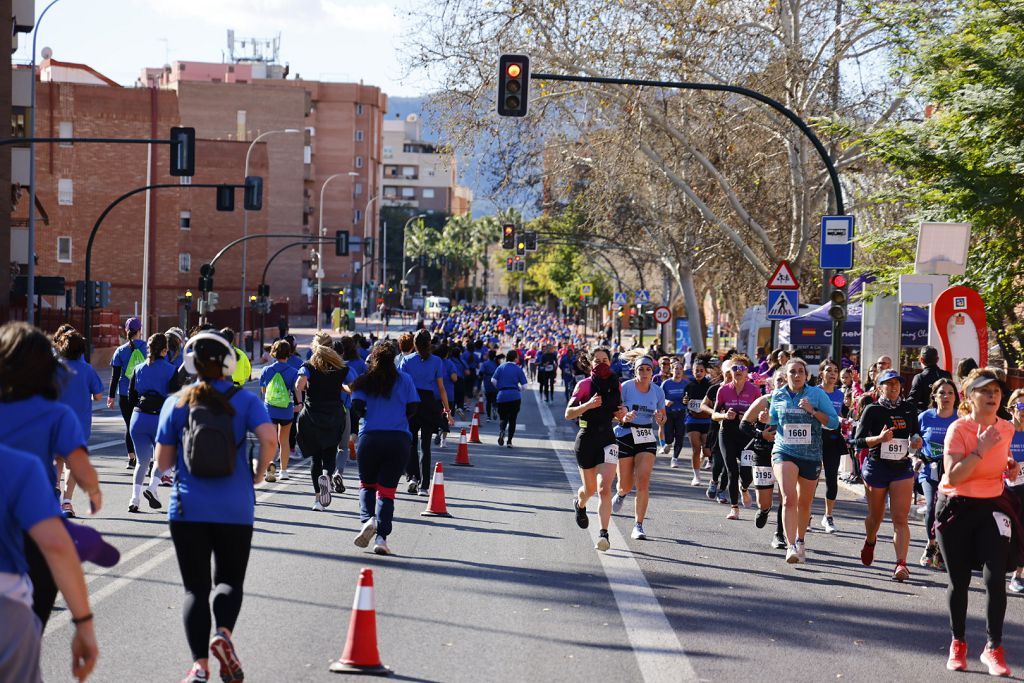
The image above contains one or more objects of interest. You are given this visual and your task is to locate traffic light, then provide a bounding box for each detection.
[216,185,235,211]
[198,264,214,292]
[169,126,196,177]
[75,281,87,307]
[516,238,526,256]
[514,256,525,272]
[523,231,537,251]
[501,224,515,249]
[98,281,111,308]
[257,284,270,298]
[179,290,193,311]
[828,272,848,321]
[243,176,263,211]
[506,257,514,272]
[335,230,350,256]
[497,54,530,117]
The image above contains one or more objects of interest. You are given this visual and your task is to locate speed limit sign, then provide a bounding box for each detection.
[653,306,671,325]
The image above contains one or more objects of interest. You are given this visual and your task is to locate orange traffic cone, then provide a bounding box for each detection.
[349,439,357,461]
[454,428,472,467]
[420,462,453,517]
[476,398,485,417]
[468,411,482,444]
[329,568,392,676]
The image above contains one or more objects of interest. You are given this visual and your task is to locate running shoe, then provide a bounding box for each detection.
[497,432,505,446]
[933,548,946,571]
[332,471,346,494]
[669,457,679,468]
[690,475,701,487]
[418,487,429,497]
[407,479,419,494]
[631,523,646,540]
[755,507,771,529]
[127,457,136,470]
[354,518,377,548]
[785,545,799,564]
[440,432,447,449]
[265,463,277,483]
[860,539,876,567]
[821,516,837,534]
[143,489,162,510]
[181,664,209,683]
[947,639,968,672]
[702,458,711,470]
[507,441,513,448]
[573,498,589,529]
[279,469,290,481]
[980,644,1011,677]
[128,502,140,513]
[1009,576,1024,594]
[705,482,718,500]
[209,629,244,683]
[159,474,173,487]
[611,492,627,513]
[596,529,610,552]
[771,532,787,549]
[61,501,75,518]
[373,535,392,556]
[726,506,740,521]
[434,432,442,447]
[716,491,730,505]
[312,499,324,512]
[920,544,937,568]
[893,561,911,582]
[317,474,332,508]
[795,540,807,564]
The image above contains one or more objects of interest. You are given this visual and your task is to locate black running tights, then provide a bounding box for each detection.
[119,394,136,456]
[497,400,521,441]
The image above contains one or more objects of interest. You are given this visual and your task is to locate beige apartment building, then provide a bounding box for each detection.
[382,113,472,217]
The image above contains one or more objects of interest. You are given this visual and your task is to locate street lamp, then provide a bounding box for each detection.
[240,128,300,354]
[360,191,381,318]
[316,171,360,328]
[400,212,427,308]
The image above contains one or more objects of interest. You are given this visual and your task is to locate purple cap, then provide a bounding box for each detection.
[124,317,142,333]
[63,519,120,568]
[876,369,901,385]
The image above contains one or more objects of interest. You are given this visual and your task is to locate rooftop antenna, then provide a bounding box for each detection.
[226,29,281,64]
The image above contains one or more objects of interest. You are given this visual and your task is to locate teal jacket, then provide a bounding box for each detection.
[768,384,840,462]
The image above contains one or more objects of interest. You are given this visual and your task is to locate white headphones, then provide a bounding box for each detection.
[182,332,237,378]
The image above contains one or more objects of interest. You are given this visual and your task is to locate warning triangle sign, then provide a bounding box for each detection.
[766,260,800,289]
[768,292,796,317]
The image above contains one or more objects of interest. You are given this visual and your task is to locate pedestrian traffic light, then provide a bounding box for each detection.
[523,231,537,251]
[335,230,350,256]
[514,256,525,272]
[169,126,196,177]
[497,54,530,117]
[98,281,111,308]
[501,224,515,249]
[216,185,235,212]
[243,176,263,211]
[506,257,514,271]
[516,239,526,256]
[829,272,848,321]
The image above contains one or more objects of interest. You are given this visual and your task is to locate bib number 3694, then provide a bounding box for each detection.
[783,424,811,445]
[631,426,655,444]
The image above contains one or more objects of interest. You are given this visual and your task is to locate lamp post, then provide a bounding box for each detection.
[400,212,427,309]
[240,128,299,354]
[359,191,381,318]
[26,0,64,325]
[316,171,359,328]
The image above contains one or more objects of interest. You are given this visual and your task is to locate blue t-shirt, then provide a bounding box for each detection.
[399,354,445,398]
[286,355,304,372]
[1007,430,1024,488]
[110,339,148,396]
[133,358,178,397]
[0,396,86,489]
[614,380,666,437]
[661,378,688,413]
[155,379,271,525]
[492,362,528,403]
[918,408,957,483]
[480,359,499,391]
[168,350,184,371]
[462,350,479,371]
[0,445,62,575]
[353,373,419,437]
[357,346,370,361]
[259,361,300,421]
[443,359,459,403]
[57,358,103,440]
[347,357,368,378]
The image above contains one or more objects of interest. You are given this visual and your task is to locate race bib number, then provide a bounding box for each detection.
[881,438,909,461]
[688,400,703,413]
[1014,461,1024,482]
[783,423,811,445]
[603,444,619,465]
[740,450,754,467]
[631,426,656,444]
[754,466,775,487]
[994,512,1012,539]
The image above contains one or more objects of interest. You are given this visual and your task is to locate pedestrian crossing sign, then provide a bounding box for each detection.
[614,291,628,306]
[766,289,799,320]
[580,283,593,296]
[635,289,650,304]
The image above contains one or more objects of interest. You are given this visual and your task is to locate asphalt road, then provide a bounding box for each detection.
[41,379,1022,682]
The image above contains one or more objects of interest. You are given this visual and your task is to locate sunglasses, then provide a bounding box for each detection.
[1016,403,1024,411]
[732,366,748,373]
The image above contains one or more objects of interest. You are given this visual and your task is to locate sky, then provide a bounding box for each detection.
[13,0,424,96]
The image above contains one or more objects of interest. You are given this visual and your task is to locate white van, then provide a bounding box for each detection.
[424,296,451,318]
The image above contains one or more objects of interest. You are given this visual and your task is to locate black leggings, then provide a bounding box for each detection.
[664,412,688,458]
[119,394,136,456]
[24,534,58,627]
[306,446,337,494]
[822,435,846,501]
[936,497,1010,646]
[407,415,435,486]
[485,390,497,419]
[720,428,752,506]
[711,433,727,488]
[170,521,254,662]
[538,371,556,401]
[497,400,521,441]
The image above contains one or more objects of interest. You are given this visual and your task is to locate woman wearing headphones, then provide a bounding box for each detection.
[155,332,276,683]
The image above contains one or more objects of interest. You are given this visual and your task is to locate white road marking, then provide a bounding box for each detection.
[87,439,124,452]
[533,389,696,683]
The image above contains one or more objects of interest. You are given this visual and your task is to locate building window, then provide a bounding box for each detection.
[11,107,27,138]
[59,121,73,147]
[383,145,393,158]
[355,130,364,142]
[402,166,416,178]
[304,145,312,164]
[422,188,435,199]
[57,236,72,263]
[356,103,364,115]
[355,156,364,169]
[180,211,191,230]
[383,186,397,198]
[353,209,362,224]
[178,253,191,273]
[402,187,415,198]
[354,182,363,196]
[57,178,73,205]
[180,175,191,186]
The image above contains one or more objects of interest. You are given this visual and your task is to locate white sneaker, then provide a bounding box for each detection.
[279,469,290,481]
[785,545,799,564]
[659,444,670,456]
[669,457,679,468]
[631,523,647,540]
[354,518,377,548]
[690,475,701,486]
[372,535,391,555]
[611,493,627,513]
[821,515,837,533]
[439,433,447,449]
[312,499,324,512]
[796,540,807,563]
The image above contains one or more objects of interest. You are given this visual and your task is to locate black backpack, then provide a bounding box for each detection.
[182,387,241,478]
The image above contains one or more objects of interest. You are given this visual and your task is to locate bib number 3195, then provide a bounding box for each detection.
[754,466,775,487]
[783,424,811,445]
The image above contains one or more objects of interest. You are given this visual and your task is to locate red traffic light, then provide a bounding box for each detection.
[506,63,522,79]
[830,273,848,289]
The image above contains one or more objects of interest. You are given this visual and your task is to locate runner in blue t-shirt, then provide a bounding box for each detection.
[398,330,453,493]
[1007,389,1024,592]
[108,317,148,470]
[491,350,528,447]
[259,340,301,483]
[128,334,181,512]
[54,326,104,517]
[660,358,690,470]
[917,378,959,569]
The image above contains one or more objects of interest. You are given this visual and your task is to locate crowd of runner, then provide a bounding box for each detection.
[0,303,1021,680]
